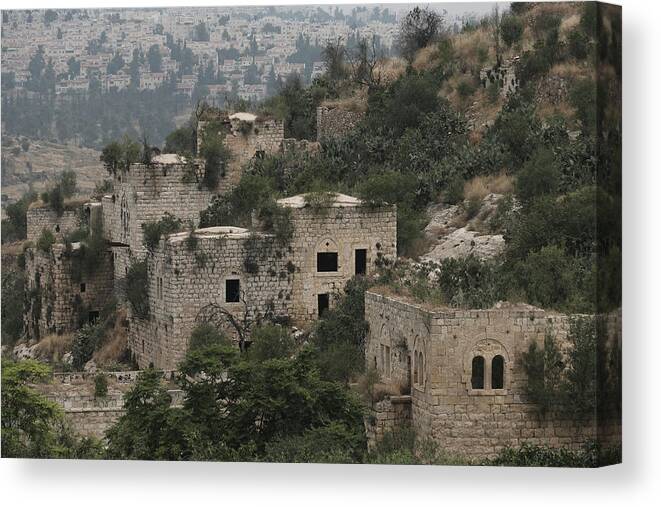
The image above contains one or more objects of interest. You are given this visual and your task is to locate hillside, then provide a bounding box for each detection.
[1,137,104,204]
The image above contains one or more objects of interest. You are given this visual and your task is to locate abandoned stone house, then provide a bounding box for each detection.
[131,194,397,369]
[23,108,394,369]
[364,289,621,458]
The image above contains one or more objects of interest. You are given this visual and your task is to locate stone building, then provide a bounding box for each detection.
[480,56,520,98]
[364,290,621,459]
[26,205,81,244]
[24,241,114,340]
[131,193,397,369]
[196,110,284,187]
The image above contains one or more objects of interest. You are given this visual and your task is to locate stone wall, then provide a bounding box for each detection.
[33,370,180,439]
[102,160,214,258]
[130,226,293,369]
[27,207,80,243]
[24,242,114,340]
[364,291,622,459]
[316,106,365,141]
[365,396,412,451]
[197,114,284,189]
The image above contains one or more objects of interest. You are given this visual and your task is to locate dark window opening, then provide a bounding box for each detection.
[318,293,329,317]
[255,150,265,159]
[471,356,485,389]
[492,355,505,389]
[226,279,240,303]
[355,248,367,275]
[88,311,100,324]
[142,340,145,353]
[80,283,86,293]
[55,225,60,233]
[317,252,338,272]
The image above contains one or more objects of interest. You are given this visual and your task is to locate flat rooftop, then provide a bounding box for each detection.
[277,192,364,209]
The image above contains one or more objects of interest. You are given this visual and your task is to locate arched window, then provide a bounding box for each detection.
[491,355,505,389]
[418,351,424,386]
[471,356,485,389]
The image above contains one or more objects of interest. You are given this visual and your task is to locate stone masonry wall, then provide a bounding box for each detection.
[365,396,412,451]
[33,370,180,439]
[27,207,80,244]
[24,243,114,340]
[130,227,293,369]
[316,106,365,142]
[365,291,622,459]
[102,162,214,258]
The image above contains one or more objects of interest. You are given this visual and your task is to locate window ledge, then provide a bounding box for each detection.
[468,388,508,396]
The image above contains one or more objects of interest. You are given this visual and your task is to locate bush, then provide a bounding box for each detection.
[142,213,183,251]
[188,323,229,352]
[247,324,295,362]
[41,184,64,216]
[435,255,501,309]
[567,29,590,60]
[570,78,597,135]
[72,323,105,370]
[59,169,77,198]
[200,133,231,190]
[36,229,56,252]
[94,374,108,398]
[500,15,524,47]
[487,441,618,467]
[444,175,465,205]
[515,148,561,203]
[1,191,37,243]
[126,260,149,319]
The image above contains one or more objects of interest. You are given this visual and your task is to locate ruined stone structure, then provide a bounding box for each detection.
[101,154,214,258]
[364,290,621,459]
[316,106,365,141]
[24,240,114,340]
[33,370,181,439]
[132,193,397,369]
[197,111,284,188]
[480,56,520,98]
[26,206,81,244]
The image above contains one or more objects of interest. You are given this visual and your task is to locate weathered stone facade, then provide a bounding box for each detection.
[26,206,81,243]
[364,290,621,459]
[131,194,397,369]
[197,111,284,188]
[24,242,114,339]
[101,156,214,258]
[316,106,365,141]
[33,370,181,439]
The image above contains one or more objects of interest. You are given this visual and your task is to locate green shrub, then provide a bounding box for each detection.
[435,255,501,309]
[188,323,230,352]
[500,15,524,47]
[247,324,295,362]
[72,323,104,370]
[444,175,465,205]
[486,441,618,467]
[515,148,561,203]
[94,373,108,398]
[1,191,37,243]
[199,127,231,190]
[567,29,590,60]
[142,213,183,251]
[457,79,477,99]
[126,260,149,319]
[36,229,56,252]
[570,78,597,135]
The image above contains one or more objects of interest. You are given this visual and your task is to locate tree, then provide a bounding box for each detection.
[2,360,103,458]
[67,57,81,79]
[107,52,125,75]
[147,44,162,73]
[397,7,444,62]
[322,38,347,83]
[193,22,210,42]
[59,169,77,198]
[501,15,524,47]
[246,324,295,362]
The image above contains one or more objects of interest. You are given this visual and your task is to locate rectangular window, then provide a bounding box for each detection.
[226,279,240,303]
[355,249,367,275]
[80,283,86,293]
[317,293,329,317]
[317,252,338,272]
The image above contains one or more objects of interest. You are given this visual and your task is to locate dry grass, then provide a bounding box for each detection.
[321,87,368,113]
[452,28,494,73]
[536,100,576,123]
[464,172,514,201]
[35,333,73,362]
[93,308,129,366]
[411,45,439,72]
[549,61,593,81]
[373,57,406,85]
[559,13,581,38]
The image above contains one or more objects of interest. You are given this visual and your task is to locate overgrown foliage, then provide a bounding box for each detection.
[142,212,183,251]
[486,441,621,468]
[126,260,149,319]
